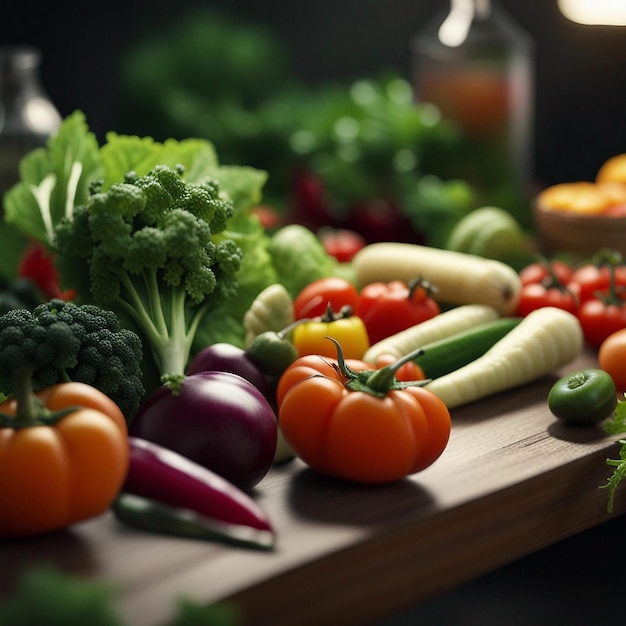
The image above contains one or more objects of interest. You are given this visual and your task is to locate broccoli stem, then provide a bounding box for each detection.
[12,368,43,423]
[116,269,209,382]
[1,368,75,428]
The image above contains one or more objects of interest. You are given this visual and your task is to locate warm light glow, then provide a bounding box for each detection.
[558,0,626,25]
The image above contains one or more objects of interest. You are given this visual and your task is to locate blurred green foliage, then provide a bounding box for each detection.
[115,9,529,245]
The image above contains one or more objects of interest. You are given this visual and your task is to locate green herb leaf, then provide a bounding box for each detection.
[602,398,626,512]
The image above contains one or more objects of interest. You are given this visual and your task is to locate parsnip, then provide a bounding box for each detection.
[424,307,584,409]
[352,242,522,315]
[363,304,500,363]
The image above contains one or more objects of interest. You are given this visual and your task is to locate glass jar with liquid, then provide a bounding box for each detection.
[0,46,62,198]
[412,0,534,214]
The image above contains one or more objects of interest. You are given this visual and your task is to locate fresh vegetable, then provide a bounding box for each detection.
[372,353,426,383]
[352,242,522,315]
[278,341,451,483]
[129,371,277,490]
[186,342,274,401]
[602,399,626,512]
[0,375,129,537]
[357,277,440,345]
[598,328,626,391]
[566,249,626,303]
[187,320,300,399]
[0,299,144,421]
[577,296,626,349]
[243,283,294,348]
[293,276,359,321]
[318,228,366,263]
[519,258,574,286]
[113,437,274,550]
[363,303,500,363]
[547,369,617,425]
[17,241,75,301]
[53,164,242,387]
[424,307,584,408]
[291,304,370,360]
[574,254,626,347]
[276,353,375,408]
[444,205,528,265]
[412,317,522,380]
[515,275,578,317]
[2,111,291,354]
[266,224,339,299]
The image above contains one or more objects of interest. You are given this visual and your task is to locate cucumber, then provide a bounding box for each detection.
[414,317,522,379]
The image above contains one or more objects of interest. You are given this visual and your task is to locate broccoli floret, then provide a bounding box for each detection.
[0,299,144,421]
[53,165,242,388]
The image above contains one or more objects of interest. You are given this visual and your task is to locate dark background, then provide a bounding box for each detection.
[2,0,625,187]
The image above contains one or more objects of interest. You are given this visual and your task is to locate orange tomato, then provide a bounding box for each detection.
[598,328,626,391]
[0,382,129,537]
[278,372,451,484]
[373,354,426,383]
[276,354,373,408]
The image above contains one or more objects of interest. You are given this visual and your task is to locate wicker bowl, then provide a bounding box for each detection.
[532,182,626,259]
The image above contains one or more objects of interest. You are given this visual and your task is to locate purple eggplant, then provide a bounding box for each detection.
[113,437,275,550]
[129,371,278,491]
[187,342,272,400]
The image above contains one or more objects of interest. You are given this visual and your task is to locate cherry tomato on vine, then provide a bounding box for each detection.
[577,298,626,348]
[293,277,359,320]
[515,282,578,317]
[567,260,626,303]
[519,259,573,286]
[357,278,440,345]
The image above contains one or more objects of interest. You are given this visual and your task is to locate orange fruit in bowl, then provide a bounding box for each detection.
[536,182,611,215]
[596,154,626,184]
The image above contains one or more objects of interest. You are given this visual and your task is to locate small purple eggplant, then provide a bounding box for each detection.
[187,342,273,400]
[113,437,275,550]
[129,371,278,491]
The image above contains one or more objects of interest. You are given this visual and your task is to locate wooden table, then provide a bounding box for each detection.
[1,349,624,626]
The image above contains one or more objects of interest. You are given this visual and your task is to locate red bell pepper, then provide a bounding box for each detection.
[17,241,75,301]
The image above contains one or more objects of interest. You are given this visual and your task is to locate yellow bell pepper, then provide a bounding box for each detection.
[291,304,370,360]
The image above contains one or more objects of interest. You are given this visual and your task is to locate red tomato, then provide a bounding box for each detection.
[568,263,626,303]
[293,277,359,320]
[318,228,366,263]
[577,298,626,348]
[357,279,440,345]
[515,282,578,317]
[518,259,574,286]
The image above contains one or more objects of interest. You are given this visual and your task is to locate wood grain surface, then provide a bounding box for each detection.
[1,349,624,626]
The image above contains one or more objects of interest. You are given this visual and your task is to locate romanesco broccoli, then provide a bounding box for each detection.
[0,299,144,421]
[53,164,242,387]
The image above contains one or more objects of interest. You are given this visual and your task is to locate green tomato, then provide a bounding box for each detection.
[548,368,617,425]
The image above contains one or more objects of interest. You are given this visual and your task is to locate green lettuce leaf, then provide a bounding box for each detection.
[3,110,101,247]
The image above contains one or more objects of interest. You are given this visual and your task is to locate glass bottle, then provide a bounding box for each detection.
[0,46,62,198]
[411,0,534,214]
